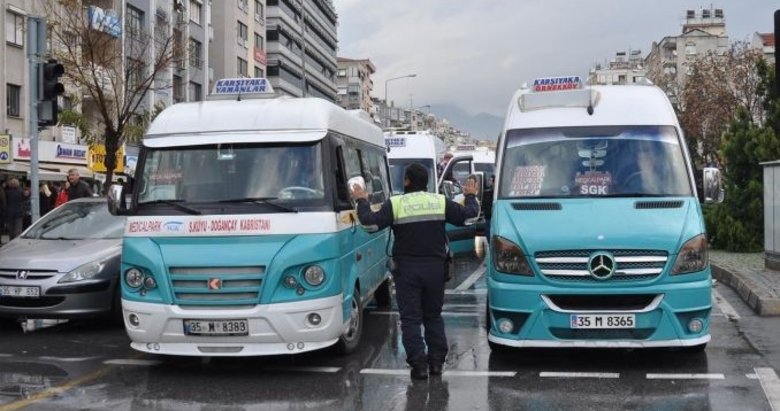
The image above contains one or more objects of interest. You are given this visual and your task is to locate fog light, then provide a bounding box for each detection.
[153,343,160,351]
[688,318,704,333]
[297,342,305,350]
[287,343,295,351]
[283,276,298,289]
[144,276,157,289]
[296,286,305,295]
[128,313,140,327]
[307,313,322,326]
[146,343,153,350]
[497,318,514,334]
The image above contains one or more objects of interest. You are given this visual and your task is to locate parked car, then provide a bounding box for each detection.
[0,197,125,321]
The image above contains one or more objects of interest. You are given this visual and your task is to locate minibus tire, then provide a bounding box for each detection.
[335,286,363,355]
[109,285,124,326]
[374,278,392,308]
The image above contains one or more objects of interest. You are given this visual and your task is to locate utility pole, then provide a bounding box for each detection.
[775,10,779,95]
[27,17,46,223]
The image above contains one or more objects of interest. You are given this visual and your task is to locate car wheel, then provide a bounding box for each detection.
[373,277,392,308]
[334,286,363,355]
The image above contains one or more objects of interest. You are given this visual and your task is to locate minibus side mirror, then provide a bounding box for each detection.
[107,184,127,216]
[702,167,724,204]
[347,175,379,233]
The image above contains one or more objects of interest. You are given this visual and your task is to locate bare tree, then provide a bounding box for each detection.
[679,42,766,166]
[44,0,182,187]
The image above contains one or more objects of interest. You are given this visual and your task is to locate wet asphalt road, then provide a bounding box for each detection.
[2,240,780,410]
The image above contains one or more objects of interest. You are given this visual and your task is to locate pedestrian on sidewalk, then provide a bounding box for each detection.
[67,169,93,200]
[4,178,24,239]
[351,163,479,380]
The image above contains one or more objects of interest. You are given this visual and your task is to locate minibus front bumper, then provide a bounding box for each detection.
[486,275,712,348]
[122,293,344,356]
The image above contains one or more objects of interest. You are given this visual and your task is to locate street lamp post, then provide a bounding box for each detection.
[384,74,416,127]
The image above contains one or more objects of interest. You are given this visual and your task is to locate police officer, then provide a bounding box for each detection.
[351,163,479,380]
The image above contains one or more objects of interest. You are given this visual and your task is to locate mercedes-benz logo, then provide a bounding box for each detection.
[16,270,28,280]
[588,253,615,280]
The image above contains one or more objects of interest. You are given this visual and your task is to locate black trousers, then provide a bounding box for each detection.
[394,258,448,367]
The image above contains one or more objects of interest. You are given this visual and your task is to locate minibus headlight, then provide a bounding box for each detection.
[672,234,708,275]
[125,268,145,288]
[303,265,325,286]
[492,236,532,276]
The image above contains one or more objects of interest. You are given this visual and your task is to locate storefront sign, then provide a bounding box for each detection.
[61,126,77,144]
[13,138,88,165]
[88,144,125,173]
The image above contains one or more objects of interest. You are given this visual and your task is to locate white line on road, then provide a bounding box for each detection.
[748,373,759,380]
[0,353,12,358]
[454,265,487,291]
[713,287,741,321]
[370,311,480,318]
[442,304,481,309]
[39,356,101,363]
[755,368,780,411]
[103,359,161,366]
[270,366,342,373]
[646,373,725,380]
[540,372,620,379]
[360,368,515,377]
[445,289,488,295]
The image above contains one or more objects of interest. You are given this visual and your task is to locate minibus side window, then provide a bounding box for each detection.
[364,149,389,204]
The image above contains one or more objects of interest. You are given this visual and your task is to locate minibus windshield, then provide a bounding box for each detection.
[137,142,325,205]
[388,158,435,194]
[499,126,692,199]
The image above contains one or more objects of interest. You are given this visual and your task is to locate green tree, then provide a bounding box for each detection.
[706,60,780,251]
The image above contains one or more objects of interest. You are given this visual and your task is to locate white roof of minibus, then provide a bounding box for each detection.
[385,131,446,160]
[452,149,495,164]
[143,96,384,148]
[503,85,679,131]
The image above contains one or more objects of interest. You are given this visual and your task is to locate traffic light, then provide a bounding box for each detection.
[38,59,64,128]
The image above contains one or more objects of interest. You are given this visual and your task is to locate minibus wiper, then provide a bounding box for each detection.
[219,197,298,213]
[137,199,202,215]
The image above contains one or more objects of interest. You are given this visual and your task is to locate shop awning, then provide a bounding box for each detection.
[0,162,68,181]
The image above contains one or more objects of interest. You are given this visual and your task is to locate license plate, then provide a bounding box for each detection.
[0,286,40,298]
[183,319,249,336]
[570,314,635,329]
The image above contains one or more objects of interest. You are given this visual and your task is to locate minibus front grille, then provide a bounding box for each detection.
[546,294,659,311]
[535,250,668,282]
[635,200,684,209]
[511,202,562,211]
[169,266,265,306]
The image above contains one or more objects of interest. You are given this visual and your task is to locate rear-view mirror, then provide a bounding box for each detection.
[107,184,127,215]
[703,167,724,204]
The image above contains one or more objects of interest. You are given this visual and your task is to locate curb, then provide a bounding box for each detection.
[711,263,780,316]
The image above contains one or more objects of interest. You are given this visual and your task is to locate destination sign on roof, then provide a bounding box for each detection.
[212,78,274,95]
[533,76,582,92]
[386,136,406,148]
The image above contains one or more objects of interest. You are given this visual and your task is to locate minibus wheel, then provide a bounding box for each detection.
[335,286,363,355]
[374,278,392,308]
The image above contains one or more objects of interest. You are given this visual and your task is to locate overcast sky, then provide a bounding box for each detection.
[333,1,777,117]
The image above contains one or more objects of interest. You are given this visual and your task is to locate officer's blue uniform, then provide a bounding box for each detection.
[356,190,479,370]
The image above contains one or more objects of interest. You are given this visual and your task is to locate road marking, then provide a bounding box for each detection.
[360,368,515,377]
[0,366,113,411]
[713,287,741,321]
[646,373,725,380]
[269,366,341,373]
[370,311,480,318]
[748,373,759,379]
[454,265,487,291]
[103,359,161,366]
[39,356,101,363]
[443,304,481,309]
[540,372,620,379]
[0,353,12,358]
[445,289,488,295]
[755,368,780,411]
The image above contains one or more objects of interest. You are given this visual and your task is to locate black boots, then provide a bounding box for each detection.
[410,363,428,380]
[429,363,443,376]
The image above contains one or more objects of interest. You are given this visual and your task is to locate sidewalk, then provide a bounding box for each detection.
[710,249,780,316]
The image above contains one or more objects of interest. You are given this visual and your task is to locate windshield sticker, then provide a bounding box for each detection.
[575,171,613,195]
[510,166,545,196]
[150,172,182,184]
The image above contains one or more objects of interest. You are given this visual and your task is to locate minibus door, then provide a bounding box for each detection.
[438,156,481,255]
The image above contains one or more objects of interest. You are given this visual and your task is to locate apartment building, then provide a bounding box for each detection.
[210,0,267,86]
[645,7,729,101]
[336,57,375,115]
[752,32,776,65]
[589,50,647,85]
[265,0,337,99]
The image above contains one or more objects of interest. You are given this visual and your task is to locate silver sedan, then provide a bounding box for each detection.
[0,197,125,321]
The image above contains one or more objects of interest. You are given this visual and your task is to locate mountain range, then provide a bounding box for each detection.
[429,104,503,142]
